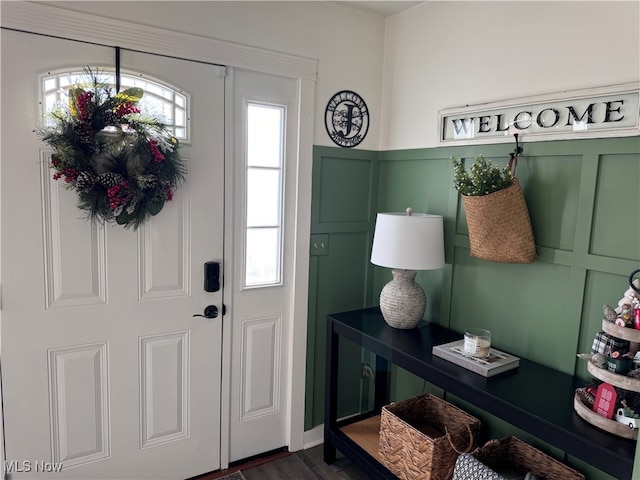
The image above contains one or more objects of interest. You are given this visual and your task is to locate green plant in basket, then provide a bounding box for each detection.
[451,155,513,196]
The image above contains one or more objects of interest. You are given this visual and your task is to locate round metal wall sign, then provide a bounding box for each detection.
[324,90,369,148]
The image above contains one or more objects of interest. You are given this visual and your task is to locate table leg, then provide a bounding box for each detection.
[323,319,338,464]
[374,355,389,412]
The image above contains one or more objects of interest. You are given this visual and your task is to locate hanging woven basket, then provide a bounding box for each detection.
[461,156,536,264]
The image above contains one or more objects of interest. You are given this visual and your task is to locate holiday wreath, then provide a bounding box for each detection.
[37,68,185,229]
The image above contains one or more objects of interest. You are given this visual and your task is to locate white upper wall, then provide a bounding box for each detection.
[41,1,387,150]
[380,1,640,150]
[26,1,639,152]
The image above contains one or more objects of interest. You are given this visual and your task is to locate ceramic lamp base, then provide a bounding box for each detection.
[379,269,426,329]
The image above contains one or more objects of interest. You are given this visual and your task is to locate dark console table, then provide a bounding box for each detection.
[323,307,635,479]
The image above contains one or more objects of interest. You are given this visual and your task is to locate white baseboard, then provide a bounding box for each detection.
[302,424,324,449]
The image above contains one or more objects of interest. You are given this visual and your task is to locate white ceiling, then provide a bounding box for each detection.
[337,1,425,17]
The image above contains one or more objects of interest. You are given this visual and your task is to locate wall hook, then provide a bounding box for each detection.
[509,133,523,174]
[512,133,523,157]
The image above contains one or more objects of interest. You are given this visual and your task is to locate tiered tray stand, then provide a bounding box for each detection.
[574,320,640,440]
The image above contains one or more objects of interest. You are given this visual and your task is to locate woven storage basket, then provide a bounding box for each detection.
[453,436,585,480]
[379,394,480,480]
[462,178,536,264]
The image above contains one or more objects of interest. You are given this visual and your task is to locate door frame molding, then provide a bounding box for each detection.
[0,2,317,81]
[1,1,315,471]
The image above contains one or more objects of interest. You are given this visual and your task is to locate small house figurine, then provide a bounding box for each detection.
[593,383,618,419]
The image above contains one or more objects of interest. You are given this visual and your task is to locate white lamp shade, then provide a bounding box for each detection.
[371,212,445,270]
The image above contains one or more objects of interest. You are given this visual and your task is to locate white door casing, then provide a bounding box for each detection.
[1,31,225,479]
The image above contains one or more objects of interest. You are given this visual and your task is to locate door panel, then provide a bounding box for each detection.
[229,69,299,461]
[1,30,224,479]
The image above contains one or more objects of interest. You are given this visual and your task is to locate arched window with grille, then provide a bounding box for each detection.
[40,69,190,141]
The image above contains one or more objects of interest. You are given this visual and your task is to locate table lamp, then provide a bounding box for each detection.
[370,208,445,329]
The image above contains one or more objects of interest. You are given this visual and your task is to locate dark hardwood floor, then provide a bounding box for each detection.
[242,445,370,480]
[194,445,371,480]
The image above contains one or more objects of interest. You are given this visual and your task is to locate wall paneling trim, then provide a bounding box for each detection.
[307,137,640,479]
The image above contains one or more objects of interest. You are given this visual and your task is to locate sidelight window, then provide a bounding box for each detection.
[244,102,285,288]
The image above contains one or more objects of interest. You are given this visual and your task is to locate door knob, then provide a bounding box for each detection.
[193,305,218,319]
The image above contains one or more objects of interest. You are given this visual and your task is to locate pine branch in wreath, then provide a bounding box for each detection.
[36,67,186,230]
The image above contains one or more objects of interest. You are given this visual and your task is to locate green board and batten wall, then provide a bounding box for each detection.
[305,136,640,479]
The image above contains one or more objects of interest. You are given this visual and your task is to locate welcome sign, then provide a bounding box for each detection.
[438,83,640,146]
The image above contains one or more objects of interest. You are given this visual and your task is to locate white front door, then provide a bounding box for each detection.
[1,30,225,479]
